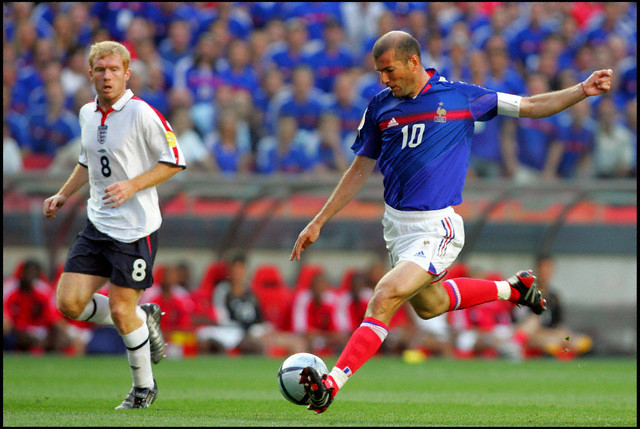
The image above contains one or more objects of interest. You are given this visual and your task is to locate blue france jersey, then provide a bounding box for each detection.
[352,69,498,211]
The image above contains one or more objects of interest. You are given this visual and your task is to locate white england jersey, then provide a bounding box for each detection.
[78,89,186,243]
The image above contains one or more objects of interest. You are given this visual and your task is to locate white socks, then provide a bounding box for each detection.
[496,281,512,301]
[78,293,114,325]
[121,322,154,389]
[78,294,153,389]
[329,367,349,390]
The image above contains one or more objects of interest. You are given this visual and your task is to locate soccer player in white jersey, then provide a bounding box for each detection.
[43,41,186,409]
[290,31,613,413]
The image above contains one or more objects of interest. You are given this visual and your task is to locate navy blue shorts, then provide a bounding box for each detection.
[64,220,158,290]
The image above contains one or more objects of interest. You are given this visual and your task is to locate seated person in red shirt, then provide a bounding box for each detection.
[3,259,70,352]
[292,271,348,355]
[141,264,194,334]
[335,271,372,332]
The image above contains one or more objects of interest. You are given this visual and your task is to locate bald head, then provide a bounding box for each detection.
[372,31,422,64]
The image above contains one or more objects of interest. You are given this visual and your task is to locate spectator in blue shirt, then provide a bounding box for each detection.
[208,109,252,176]
[305,19,356,94]
[254,67,286,126]
[255,116,317,175]
[471,3,511,51]
[549,101,596,179]
[201,2,254,41]
[484,37,526,95]
[174,32,225,105]
[219,39,260,94]
[316,112,349,174]
[354,51,387,102]
[467,51,508,179]
[26,80,79,158]
[327,72,368,141]
[503,74,560,182]
[158,20,194,66]
[283,3,344,41]
[263,18,312,83]
[248,3,286,29]
[277,65,327,132]
[584,2,636,48]
[508,3,553,70]
[89,2,148,42]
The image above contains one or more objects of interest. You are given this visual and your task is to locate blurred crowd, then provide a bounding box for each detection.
[3,2,637,180]
[4,252,592,361]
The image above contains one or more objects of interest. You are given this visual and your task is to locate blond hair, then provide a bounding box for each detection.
[88,41,131,70]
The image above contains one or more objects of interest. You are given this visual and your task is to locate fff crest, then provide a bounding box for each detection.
[97,125,108,144]
[435,102,447,123]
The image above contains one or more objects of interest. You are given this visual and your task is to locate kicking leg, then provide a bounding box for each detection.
[302,261,434,413]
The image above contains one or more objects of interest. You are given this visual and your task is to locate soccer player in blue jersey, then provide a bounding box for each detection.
[290,30,613,414]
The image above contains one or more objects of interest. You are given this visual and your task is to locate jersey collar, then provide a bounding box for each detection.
[93,89,135,112]
[416,69,437,97]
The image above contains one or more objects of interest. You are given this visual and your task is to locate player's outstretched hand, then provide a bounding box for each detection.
[290,222,321,261]
[582,69,613,96]
[43,194,67,219]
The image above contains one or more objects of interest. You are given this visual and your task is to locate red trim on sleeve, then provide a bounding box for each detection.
[132,96,181,164]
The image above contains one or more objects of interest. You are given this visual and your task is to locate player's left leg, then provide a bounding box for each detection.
[107,232,162,409]
[410,269,546,320]
[110,284,157,409]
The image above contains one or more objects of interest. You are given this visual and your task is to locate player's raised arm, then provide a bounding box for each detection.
[290,155,377,261]
[519,69,613,119]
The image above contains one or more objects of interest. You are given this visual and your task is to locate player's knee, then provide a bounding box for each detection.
[108,303,128,328]
[368,280,407,318]
[411,284,449,320]
[108,301,139,332]
[413,306,439,320]
[56,294,85,320]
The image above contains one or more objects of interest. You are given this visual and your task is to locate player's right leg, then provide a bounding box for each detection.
[56,272,113,324]
[302,261,434,413]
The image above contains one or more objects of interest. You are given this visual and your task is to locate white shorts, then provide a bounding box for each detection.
[382,204,465,282]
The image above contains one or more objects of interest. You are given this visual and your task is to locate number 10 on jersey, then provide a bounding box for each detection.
[401,124,425,149]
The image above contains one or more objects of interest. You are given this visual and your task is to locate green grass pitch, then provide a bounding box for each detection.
[3,354,636,426]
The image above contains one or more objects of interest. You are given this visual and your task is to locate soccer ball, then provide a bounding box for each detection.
[277,352,328,405]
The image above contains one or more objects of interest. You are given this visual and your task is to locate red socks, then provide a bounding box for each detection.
[442,277,499,311]
[332,317,389,385]
[329,279,501,390]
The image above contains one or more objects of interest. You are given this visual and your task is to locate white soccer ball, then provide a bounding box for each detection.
[277,352,328,405]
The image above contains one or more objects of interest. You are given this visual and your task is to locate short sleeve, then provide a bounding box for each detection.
[142,106,187,168]
[453,82,498,122]
[350,105,382,160]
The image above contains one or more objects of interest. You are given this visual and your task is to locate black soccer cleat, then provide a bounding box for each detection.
[115,379,158,409]
[508,270,546,315]
[299,366,336,414]
[140,303,166,364]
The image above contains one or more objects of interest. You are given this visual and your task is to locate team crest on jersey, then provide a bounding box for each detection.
[435,102,447,123]
[165,131,177,148]
[97,125,108,144]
